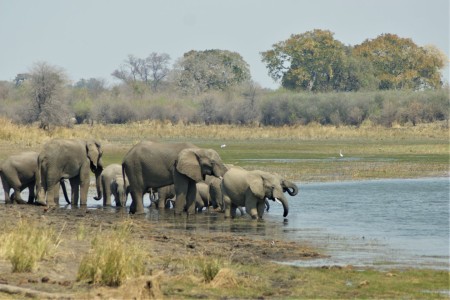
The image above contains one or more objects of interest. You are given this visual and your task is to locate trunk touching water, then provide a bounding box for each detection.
[93,169,102,200]
[275,195,289,217]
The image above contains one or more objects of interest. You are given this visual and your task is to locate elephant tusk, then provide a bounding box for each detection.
[275,198,282,204]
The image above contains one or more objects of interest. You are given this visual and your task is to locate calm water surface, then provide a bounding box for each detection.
[1,177,448,270]
[267,177,450,270]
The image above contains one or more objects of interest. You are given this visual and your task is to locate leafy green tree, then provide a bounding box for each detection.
[261,29,358,92]
[353,34,446,90]
[174,49,251,94]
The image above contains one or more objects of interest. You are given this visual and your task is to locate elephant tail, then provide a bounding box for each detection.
[60,179,71,204]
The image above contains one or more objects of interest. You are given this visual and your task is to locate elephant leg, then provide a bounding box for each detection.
[103,180,112,206]
[1,180,12,204]
[12,186,27,204]
[223,194,232,218]
[70,177,80,206]
[79,180,89,207]
[27,183,35,204]
[230,203,238,219]
[158,191,166,210]
[245,199,258,220]
[130,190,145,214]
[48,183,60,206]
[257,202,266,219]
[186,183,198,215]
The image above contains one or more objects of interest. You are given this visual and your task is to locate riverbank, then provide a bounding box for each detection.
[0,121,449,298]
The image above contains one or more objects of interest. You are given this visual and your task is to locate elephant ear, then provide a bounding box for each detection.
[247,173,265,199]
[176,149,203,182]
[86,140,101,169]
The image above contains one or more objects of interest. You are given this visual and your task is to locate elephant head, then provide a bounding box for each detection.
[249,171,289,217]
[86,140,103,173]
[175,148,227,182]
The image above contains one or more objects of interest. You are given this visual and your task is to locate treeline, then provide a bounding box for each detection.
[0,75,448,128]
[0,29,448,129]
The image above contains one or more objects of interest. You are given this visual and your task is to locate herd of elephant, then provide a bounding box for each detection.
[0,139,298,219]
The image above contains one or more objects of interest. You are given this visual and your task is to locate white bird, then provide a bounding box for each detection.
[339,149,344,157]
[220,144,227,148]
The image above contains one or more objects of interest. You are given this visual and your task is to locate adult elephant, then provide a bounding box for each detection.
[0,151,70,205]
[122,141,227,215]
[36,139,103,206]
[222,167,297,219]
[94,164,128,207]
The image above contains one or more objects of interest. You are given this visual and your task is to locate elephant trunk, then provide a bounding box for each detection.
[213,162,228,179]
[93,170,102,201]
[283,180,298,196]
[275,196,289,217]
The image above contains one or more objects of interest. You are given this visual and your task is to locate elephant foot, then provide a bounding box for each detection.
[14,199,28,205]
[35,200,47,206]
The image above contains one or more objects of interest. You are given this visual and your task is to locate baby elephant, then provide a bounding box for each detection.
[94,164,129,207]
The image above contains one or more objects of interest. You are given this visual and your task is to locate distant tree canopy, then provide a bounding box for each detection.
[261,29,447,92]
[353,34,446,90]
[174,49,251,94]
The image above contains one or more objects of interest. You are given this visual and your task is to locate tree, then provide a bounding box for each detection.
[74,78,106,97]
[27,62,69,129]
[112,52,171,92]
[261,29,352,92]
[174,49,251,94]
[353,34,446,90]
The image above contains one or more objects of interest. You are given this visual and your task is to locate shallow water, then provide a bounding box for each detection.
[1,177,449,270]
[267,177,450,270]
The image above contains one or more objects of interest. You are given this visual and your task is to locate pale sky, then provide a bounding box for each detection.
[0,0,448,89]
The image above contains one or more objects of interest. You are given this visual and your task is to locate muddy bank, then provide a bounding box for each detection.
[0,204,321,298]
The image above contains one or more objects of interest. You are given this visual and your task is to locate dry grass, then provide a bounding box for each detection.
[0,218,62,272]
[76,220,147,286]
[0,117,448,147]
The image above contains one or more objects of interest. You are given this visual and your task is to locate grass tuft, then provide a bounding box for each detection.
[77,220,147,287]
[0,218,61,272]
[199,256,222,283]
